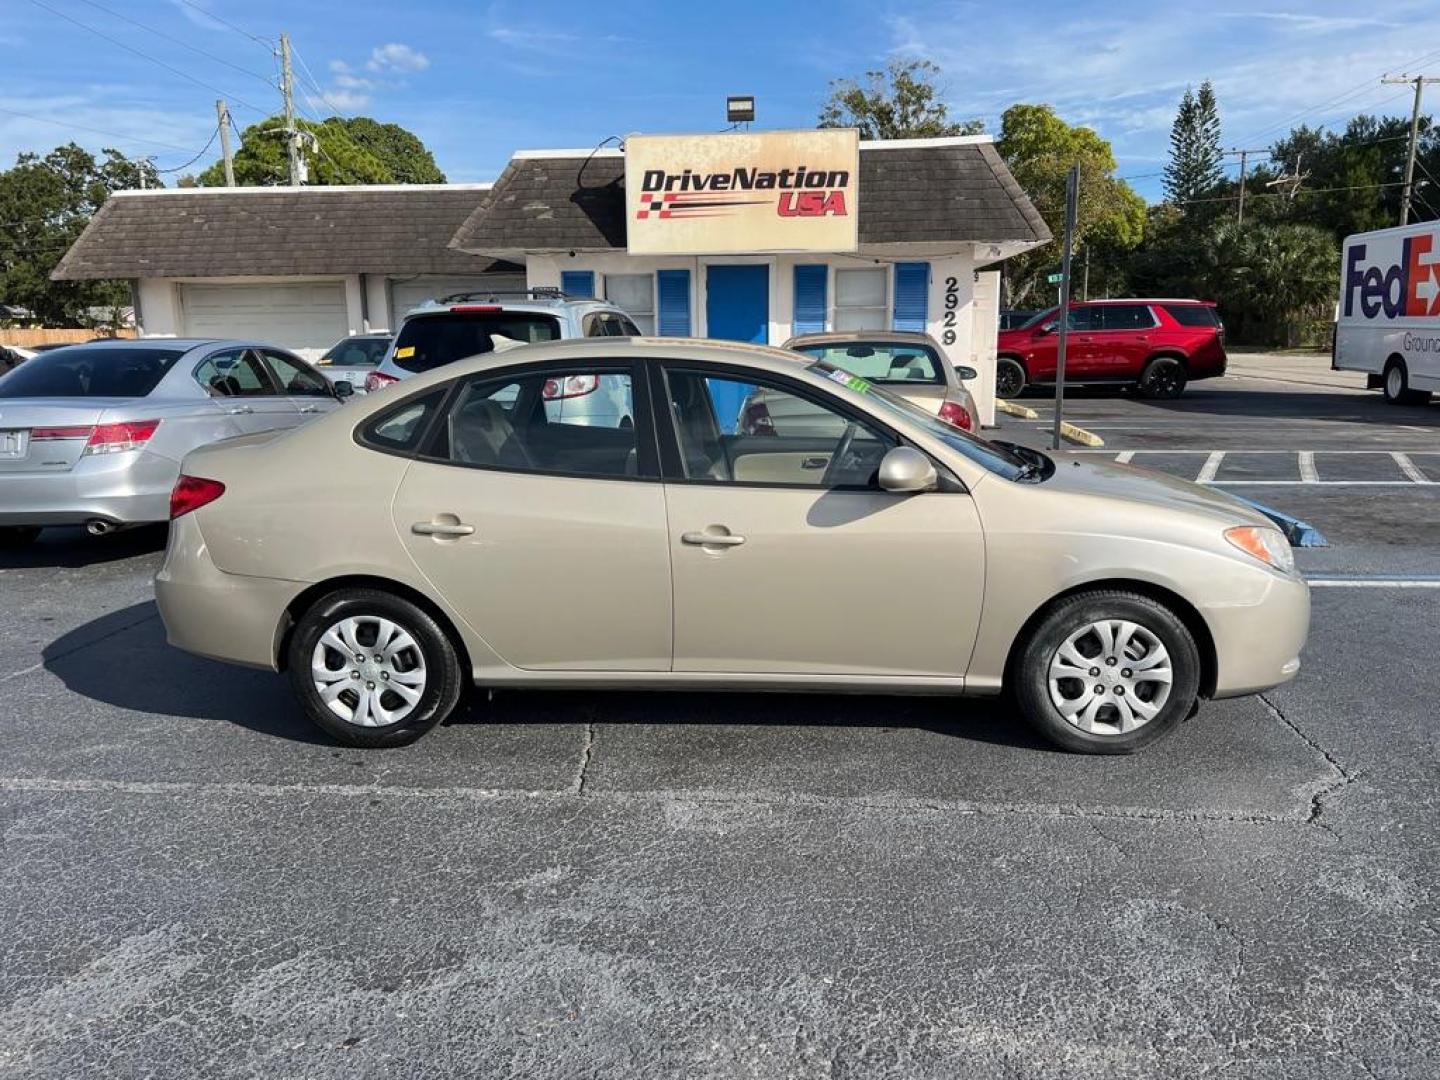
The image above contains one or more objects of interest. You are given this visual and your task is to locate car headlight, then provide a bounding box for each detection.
[1224,525,1296,575]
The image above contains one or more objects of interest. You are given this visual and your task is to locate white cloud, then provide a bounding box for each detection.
[365,43,429,74]
[307,88,370,112]
[333,72,373,91]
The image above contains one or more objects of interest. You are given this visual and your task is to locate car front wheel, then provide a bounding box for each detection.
[287,588,465,748]
[996,357,1027,398]
[1012,590,1201,754]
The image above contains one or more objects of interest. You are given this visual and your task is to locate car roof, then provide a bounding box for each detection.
[401,297,622,319]
[784,331,939,347]
[1077,298,1216,306]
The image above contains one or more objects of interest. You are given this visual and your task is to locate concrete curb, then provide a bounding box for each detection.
[1059,421,1104,448]
[995,399,1039,419]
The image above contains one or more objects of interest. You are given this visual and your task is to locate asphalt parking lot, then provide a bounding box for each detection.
[2,354,1437,1079]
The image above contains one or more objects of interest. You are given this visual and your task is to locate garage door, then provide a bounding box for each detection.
[390,275,527,324]
[179,282,349,360]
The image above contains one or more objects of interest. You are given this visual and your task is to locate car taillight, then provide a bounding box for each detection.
[542,374,599,399]
[740,400,776,436]
[366,371,399,393]
[449,305,500,313]
[83,419,160,455]
[938,400,973,431]
[170,475,225,519]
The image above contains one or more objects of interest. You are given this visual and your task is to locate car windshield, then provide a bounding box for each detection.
[0,346,184,398]
[392,311,562,374]
[790,341,944,384]
[321,337,391,367]
[804,360,1028,480]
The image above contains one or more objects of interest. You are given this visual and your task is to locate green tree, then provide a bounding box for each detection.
[1163,81,1224,213]
[196,115,444,186]
[995,104,1146,304]
[0,143,157,324]
[819,59,983,139]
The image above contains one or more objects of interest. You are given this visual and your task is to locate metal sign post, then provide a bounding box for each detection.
[1052,165,1079,452]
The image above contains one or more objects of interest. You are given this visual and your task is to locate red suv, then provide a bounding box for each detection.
[996,299,1226,400]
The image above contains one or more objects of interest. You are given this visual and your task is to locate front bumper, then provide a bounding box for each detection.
[155,512,305,670]
[0,450,176,526]
[1205,570,1310,698]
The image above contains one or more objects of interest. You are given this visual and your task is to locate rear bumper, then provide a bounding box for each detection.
[0,450,176,526]
[154,512,304,670]
[1205,571,1310,698]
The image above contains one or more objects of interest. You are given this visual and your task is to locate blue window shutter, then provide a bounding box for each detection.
[560,270,595,299]
[656,269,691,336]
[792,264,827,335]
[893,262,929,332]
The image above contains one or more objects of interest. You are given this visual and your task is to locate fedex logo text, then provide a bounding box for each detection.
[1344,232,1440,319]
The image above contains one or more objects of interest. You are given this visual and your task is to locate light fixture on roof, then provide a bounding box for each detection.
[726,96,755,125]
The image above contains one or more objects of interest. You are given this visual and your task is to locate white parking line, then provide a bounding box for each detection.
[1392,452,1430,483]
[1308,578,1440,588]
[1114,451,1135,464]
[1298,452,1318,483]
[1196,451,1225,483]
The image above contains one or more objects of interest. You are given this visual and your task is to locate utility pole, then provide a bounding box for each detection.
[279,32,302,186]
[215,99,235,187]
[1081,246,1090,301]
[138,156,152,190]
[1052,165,1079,453]
[1383,74,1440,225]
[1224,148,1267,224]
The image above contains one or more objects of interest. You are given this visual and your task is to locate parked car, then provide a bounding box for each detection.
[999,309,1042,331]
[996,299,1227,399]
[0,338,349,547]
[0,345,36,374]
[156,338,1308,756]
[782,331,979,432]
[315,332,393,395]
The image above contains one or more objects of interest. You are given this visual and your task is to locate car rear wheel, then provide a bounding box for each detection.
[287,588,464,748]
[996,357,1027,398]
[1136,357,1187,399]
[1383,359,1432,405]
[1012,590,1201,754]
[0,526,40,549]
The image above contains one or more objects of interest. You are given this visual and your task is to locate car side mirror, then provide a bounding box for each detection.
[333,379,355,399]
[1036,323,1054,335]
[877,446,938,494]
[955,365,978,381]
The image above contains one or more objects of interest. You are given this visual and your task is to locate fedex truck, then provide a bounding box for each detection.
[1335,221,1440,404]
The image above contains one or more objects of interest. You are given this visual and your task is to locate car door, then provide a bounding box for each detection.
[390,360,673,671]
[1094,303,1159,378]
[656,364,986,678]
[1059,305,1104,378]
[261,348,342,423]
[191,347,295,434]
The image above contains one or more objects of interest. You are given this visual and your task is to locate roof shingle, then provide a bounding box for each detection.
[54,186,517,281]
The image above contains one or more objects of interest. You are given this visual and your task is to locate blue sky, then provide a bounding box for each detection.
[2,0,1438,201]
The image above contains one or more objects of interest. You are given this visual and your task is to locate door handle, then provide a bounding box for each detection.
[800,456,829,470]
[412,521,475,537]
[228,405,254,414]
[681,530,745,548]
[298,404,320,413]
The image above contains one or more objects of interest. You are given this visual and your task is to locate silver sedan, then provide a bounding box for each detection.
[0,338,347,546]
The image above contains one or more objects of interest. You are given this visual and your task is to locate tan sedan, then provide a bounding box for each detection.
[155,338,1309,754]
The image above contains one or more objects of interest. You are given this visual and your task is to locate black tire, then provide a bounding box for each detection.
[0,526,41,550]
[1136,356,1187,400]
[287,588,465,748]
[1012,590,1201,755]
[996,357,1027,398]
[1382,358,1432,405]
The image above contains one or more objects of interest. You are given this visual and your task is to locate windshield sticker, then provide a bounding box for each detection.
[394,346,416,359]
[826,368,872,394]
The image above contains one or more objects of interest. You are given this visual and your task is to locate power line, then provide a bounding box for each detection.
[154,123,221,174]
[1170,179,1406,207]
[169,0,274,49]
[69,0,276,88]
[24,0,269,116]
[0,104,203,154]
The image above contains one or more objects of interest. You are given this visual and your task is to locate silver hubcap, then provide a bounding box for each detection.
[1387,367,1403,396]
[1047,619,1173,736]
[311,615,427,728]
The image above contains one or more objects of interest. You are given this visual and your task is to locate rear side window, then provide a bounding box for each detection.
[791,342,944,384]
[1164,304,1221,328]
[1098,305,1157,330]
[0,346,183,398]
[392,311,562,374]
[360,390,445,453]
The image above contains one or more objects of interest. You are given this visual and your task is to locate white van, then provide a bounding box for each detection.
[1335,222,1440,404]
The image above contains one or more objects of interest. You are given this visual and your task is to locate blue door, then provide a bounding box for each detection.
[705,265,768,431]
